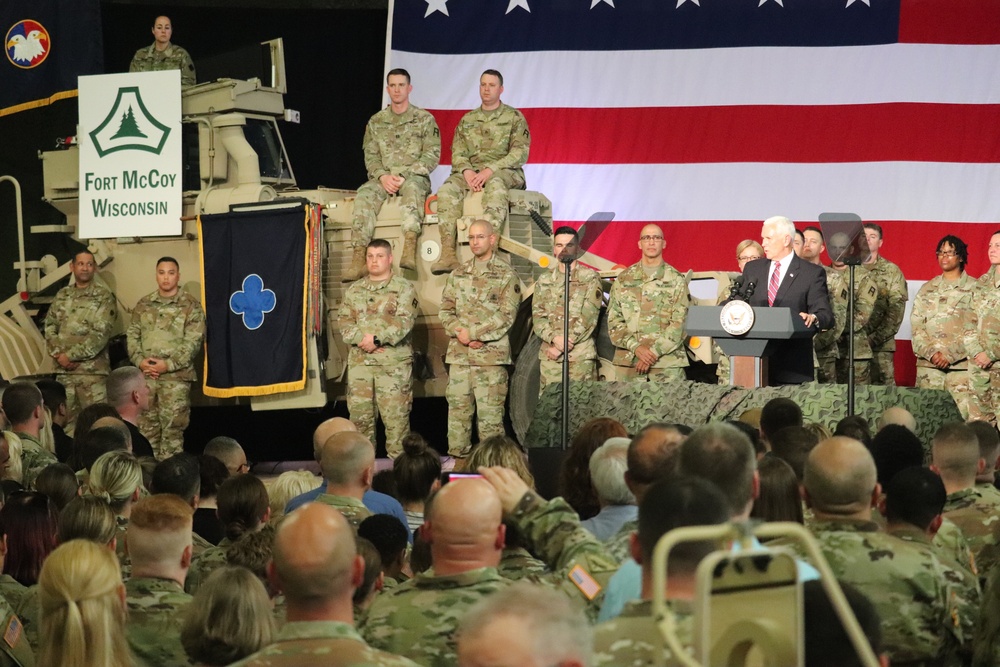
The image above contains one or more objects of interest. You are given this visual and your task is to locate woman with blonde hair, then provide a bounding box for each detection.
[266,469,318,521]
[180,565,276,666]
[465,435,534,488]
[37,539,131,667]
[86,450,143,579]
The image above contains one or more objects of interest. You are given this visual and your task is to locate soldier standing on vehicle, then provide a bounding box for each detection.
[129,15,196,87]
[531,226,602,395]
[343,69,441,282]
[607,224,689,381]
[44,249,117,433]
[439,219,521,459]
[338,240,418,458]
[126,257,205,459]
[431,70,530,275]
[911,236,976,419]
[860,223,908,385]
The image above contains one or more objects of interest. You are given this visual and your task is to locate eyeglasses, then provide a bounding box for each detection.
[640,235,663,242]
[738,255,761,262]
[936,251,958,258]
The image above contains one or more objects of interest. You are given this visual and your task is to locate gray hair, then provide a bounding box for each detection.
[105,367,145,409]
[458,582,593,667]
[589,437,635,506]
[763,215,796,247]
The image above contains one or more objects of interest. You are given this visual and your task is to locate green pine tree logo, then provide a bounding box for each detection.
[111,106,147,140]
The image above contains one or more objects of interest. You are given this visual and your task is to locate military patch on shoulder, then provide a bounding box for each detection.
[596,289,603,299]
[514,284,521,293]
[869,286,877,297]
[412,298,419,308]
[433,127,440,136]
[4,615,21,648]
[568,565,602,601]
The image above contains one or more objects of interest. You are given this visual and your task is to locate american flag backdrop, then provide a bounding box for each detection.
[386,0,1000,384]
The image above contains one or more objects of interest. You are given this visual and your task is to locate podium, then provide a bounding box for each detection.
[686,306,812,387]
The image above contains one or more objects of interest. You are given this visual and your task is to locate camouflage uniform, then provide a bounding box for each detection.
[439,255,521,456]
[436,103,530,238]
[127,289,205,458]
[911,272,976,419]
[813,265,848,383]
[12,586,39,654]
[861,256,908,386]
[0,594,32,667]
[352,105,440,247]
[0,577,26,613]
[607,262,689,381]
[604,518,637,564]
[338,275,418,458]
[124,576,192,666]
[315,493,373,531]
[964,266,1000,425]
[532,263,603,393]
[497,546,549,580]
[833,266,878,385]
[593,598,693,667]
[943,486,1000,584]
[44,281,117,433]
[182,537,231,594]
[13,433,56,491]
[115,516,132,581]
[787,519,968,664]
[363,492,618,664]
[129,43,196,86]
[230,620,419,667]
[934,516,979,579]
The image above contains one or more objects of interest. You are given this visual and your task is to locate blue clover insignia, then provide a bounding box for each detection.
[230,274,276,330]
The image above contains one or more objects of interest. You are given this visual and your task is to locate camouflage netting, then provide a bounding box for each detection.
[525,381,961,453]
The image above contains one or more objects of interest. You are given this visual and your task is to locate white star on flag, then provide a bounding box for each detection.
[759,0,784,5]
[846,0,871,5]
[507,0,531,13]
[424,0,449,17]
[676,0,700,6]
[591,0,615,8]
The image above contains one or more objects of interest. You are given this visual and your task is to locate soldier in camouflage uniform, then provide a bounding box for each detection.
[44,250,117,434]
[594,477,728,666]
[362,468,618,666]
[933,423,1000,585]
[607,225,689,381]
[124,494,194,666]
[911,236,976,419]
[338,240,418,457]
[431,70,530,274]
[793,437,971,664]
[231,502,418,667]
[831,260,878,385]
[965,232,1000,426]
[129,16,196,86]
[314,432,375,530]
[1,383,57,490]
[532,226,603,394]
[0,594,32,667]
[126,257,205,459]
[439,219,521,457]
[860,223,908,386]
[344,70,440,280]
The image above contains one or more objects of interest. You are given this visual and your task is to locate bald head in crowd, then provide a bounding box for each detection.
[931,423,981,494]
[312,417,359,460]
[270,502,362,620]
[803,437,879,519]
[625,423,687,502]
[321,432,375,495]
[425,478,504,576]
[877,407,916,433]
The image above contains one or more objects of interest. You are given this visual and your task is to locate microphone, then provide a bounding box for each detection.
[558,249,575,264]
[728,277,745,301]
[743,280,756,301]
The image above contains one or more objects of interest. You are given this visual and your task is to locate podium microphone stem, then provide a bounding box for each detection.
[560,260,571,450]
[847,264,856,417]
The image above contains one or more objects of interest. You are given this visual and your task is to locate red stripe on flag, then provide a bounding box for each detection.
[899,0,1000,45]
[429,104,1000,165]
[564,220,999,280]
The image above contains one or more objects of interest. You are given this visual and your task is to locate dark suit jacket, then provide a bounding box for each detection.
[740,254,833,385]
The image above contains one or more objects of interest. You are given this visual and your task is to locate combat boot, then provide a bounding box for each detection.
[342,246,368,282]
[431,233,461,275]
[399,232,419,271]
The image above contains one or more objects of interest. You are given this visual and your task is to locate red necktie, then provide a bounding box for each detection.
[768,261,781,306]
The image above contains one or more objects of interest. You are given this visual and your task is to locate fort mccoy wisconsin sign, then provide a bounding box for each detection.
[79,71,181,238]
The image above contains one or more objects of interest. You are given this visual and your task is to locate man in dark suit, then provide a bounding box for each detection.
[739,216,833,385]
